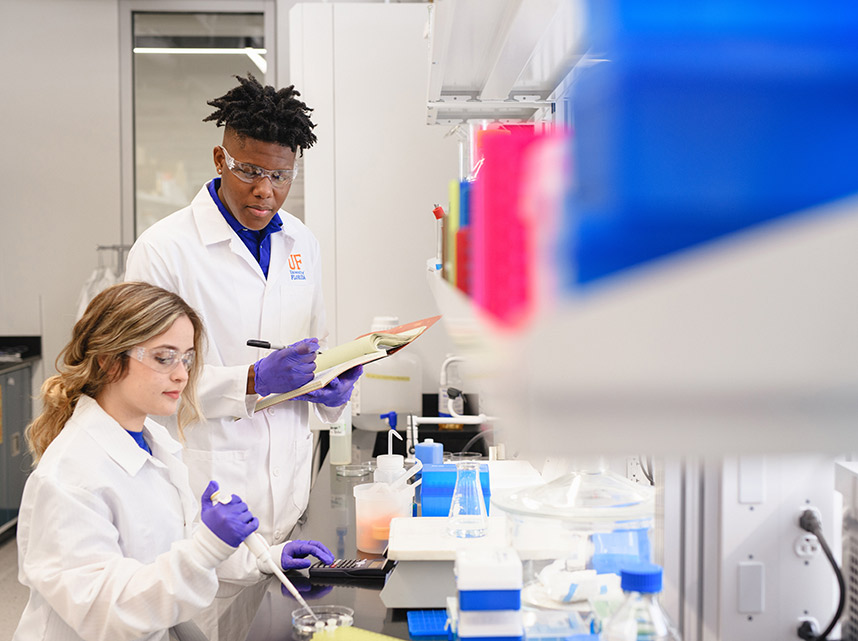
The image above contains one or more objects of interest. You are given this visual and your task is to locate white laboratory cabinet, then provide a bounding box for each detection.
[288,2,460,393]
[0,362,33,537]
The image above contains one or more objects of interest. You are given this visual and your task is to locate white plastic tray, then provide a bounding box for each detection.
[387,516,509,561]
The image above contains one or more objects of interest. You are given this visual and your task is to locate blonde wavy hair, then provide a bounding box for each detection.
[26,281,206,462]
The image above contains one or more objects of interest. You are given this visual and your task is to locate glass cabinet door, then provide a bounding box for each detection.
[132,12,266,235]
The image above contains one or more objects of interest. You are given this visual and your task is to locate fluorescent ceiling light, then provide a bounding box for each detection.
[133,47,267,73]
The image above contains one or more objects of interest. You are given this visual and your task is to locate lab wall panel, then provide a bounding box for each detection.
[0,0,121,396]
[719,455,837,641]
[288,2,338,346]
[0,0,122,420]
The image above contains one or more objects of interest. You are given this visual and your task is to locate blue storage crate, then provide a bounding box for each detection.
[421,464,491,517]
[564,0,858,287]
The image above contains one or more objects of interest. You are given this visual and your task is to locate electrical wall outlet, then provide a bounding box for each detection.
[626,457,646,484]
[794,533,821,558]
[720,456,837,640]
[798,616,820,637]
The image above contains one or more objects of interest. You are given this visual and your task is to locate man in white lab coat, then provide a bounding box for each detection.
[125,74,360,582]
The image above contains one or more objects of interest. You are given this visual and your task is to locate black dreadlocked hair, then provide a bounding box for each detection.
[203,73,317,154]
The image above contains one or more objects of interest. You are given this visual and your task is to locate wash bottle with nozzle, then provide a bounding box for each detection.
[210,487,318,622]
[375,413,406,485]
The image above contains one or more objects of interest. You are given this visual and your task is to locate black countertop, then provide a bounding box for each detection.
[0,336,41,375]
[0,356,40,375]
[199,429,413,641]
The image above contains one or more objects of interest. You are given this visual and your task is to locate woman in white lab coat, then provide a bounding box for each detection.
[13,281,259,641]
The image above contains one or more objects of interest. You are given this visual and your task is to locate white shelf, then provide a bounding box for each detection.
[426,0,586,124]
[428,199,858,458]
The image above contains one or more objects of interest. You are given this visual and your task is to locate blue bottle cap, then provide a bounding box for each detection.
[619,562,662,593]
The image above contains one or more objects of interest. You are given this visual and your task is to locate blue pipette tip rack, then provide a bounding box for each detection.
[407,609,449,638]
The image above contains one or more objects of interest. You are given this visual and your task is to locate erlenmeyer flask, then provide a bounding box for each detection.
[447,461,487,538]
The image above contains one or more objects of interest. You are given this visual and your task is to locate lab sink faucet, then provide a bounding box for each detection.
[404,356,497,459]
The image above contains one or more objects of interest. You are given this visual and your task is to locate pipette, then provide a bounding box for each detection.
[210,488,318,621]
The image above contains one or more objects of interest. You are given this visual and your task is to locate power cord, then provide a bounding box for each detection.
[797,509,845,641]
[639,455,655,485]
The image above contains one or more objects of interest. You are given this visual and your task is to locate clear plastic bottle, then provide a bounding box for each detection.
[329,401,353,465]
[602,563,680,641]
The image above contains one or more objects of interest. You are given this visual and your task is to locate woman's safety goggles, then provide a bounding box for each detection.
[127,346,196,373]
[219,146,298,187]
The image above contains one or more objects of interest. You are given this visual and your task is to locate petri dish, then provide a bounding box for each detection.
[450,451,483,462]
[292,605,354,640]
[336,463,372,477]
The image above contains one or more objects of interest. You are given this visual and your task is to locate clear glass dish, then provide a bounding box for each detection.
[336,462,372,477]
[449,451,483,462]
[491,463,655,610]
[292,605,354,640]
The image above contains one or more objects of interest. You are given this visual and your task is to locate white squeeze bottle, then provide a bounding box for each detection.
[374,428,406,485]
[602,562,680,641]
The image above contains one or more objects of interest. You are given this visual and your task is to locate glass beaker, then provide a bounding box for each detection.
[447,461,488,538]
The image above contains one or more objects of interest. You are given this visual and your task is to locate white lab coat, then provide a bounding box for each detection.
[125,183,343,581]
[13,395,236,641]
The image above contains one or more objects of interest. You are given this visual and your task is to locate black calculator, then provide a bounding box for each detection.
[308,558,395,579]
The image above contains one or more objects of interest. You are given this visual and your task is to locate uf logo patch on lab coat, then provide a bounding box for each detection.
[289,253,306,280]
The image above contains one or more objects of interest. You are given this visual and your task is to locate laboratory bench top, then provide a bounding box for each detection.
[0,355,40,375]
[199,429,417,641]
[0,336,41,374]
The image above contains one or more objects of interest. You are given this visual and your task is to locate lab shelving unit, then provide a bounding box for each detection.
[424,0,858,459]
[425,0,584,126]
[292,1,858,637]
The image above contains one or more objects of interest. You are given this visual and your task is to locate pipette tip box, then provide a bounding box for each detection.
[406,609,450,638]
[455,548,523,612]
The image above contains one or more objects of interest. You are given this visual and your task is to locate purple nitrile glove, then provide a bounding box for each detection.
[292,365,363,408]
[200,481,259,547]
[253,338,319,396]
[280,539,336,570]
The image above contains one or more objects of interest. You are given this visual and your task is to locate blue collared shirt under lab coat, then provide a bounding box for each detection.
[207,178,283,278]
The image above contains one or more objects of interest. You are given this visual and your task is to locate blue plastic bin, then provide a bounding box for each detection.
[564,0,858,286]
[421,464,491,517]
